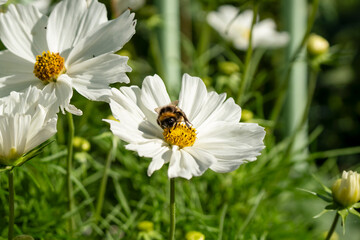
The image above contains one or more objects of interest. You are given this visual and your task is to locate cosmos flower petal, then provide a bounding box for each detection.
[178,74,207,124]
[194,122,265,173]
[72,0,108,44]
[191,91,241,127]
[26,106,57,152]
[0,51,39,98]
[168,148,213,179]
[185,147,217,175]
[0,4,48,62]
[147,148,171,176]
[66,10,136,66]
[105,119,145,144]
[207,5,288,50]
[126,141,167,158]
[253,19,289,48]
[108,87,144,120]
[206,5,239,40]
[47,0,88,53]
[42,74,82,115]
[0,86,58,166]
[105,87,163,141]
[141,74,171,113]
[167,148,194,179]
[69,54,131,101]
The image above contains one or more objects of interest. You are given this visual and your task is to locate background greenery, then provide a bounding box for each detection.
[0,0,360,239]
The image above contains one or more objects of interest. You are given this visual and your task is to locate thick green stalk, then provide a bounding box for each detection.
[283,0,308,161]
[271,0,319,124]
[169,178,176,240]
[8,170,14,240]
[237,4,259,105]
[66,112,75,233]
[157,0,181,95]
[325,213,339,240]
[94,137,118,224]
[283,70,318,161]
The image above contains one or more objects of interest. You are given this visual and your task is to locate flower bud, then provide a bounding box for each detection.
[331,170,360,207]
[241,109,254,122]
[321,231,339,240]
[307,34,329,56]
[218,61,240,75]
[13,235,34,240]
[73,136,91,152]
[137,221,154,233]
[186,231,205,240]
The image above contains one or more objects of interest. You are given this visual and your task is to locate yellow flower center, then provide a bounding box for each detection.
[241,28,251,40]
[163,123,197,148]
[33,51,66,83]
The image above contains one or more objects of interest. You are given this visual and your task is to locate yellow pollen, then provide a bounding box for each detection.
[163,123,197,148]
[33,51,66,83]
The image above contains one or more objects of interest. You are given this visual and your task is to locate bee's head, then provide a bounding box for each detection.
[161,117,177,129]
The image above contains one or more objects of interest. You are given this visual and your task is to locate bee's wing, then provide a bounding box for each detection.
[154,107,161,113]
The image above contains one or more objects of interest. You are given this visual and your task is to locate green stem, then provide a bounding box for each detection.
[157,0,181,95]
[94,137,118,224]
[169,178,176,240]
[325,213,339,240]
[283,70,318,161]
[237,3,259,105]
[66,112,75,233]
[270,0,320,124]
[8,170,14,240]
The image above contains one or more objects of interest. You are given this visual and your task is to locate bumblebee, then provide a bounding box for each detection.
[155,100,191,129]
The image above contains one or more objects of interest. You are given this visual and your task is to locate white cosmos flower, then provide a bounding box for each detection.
[0,86,58,166]
[0,0,136,115]
[104,74,265,179]
[207,5,289,50]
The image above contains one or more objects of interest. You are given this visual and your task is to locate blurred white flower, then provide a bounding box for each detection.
[0,0,7,6]
[105,74,265,179]
[0,86,58,166]
[0,0,136,115]
[207,5,289,50]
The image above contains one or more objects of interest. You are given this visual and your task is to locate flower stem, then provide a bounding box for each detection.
[8,170,14,240]
[270,0,319,124]
[326,213,339,240]
[169,178,176,240]
[66,112,75,233]
[94,136,118,224]
[157,0,181,95]
[283,70,318,161]
[237,3,259,105]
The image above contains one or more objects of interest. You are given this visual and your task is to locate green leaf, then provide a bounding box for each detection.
[311,174,332,194]
[349,207,360,218]
[313,209,331,218]
[12,140,55,168]
[353,202,360,208]
[0,164,13,173]
[325,203,339,210]
[338,209,349,235]
[297,188,333,202]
